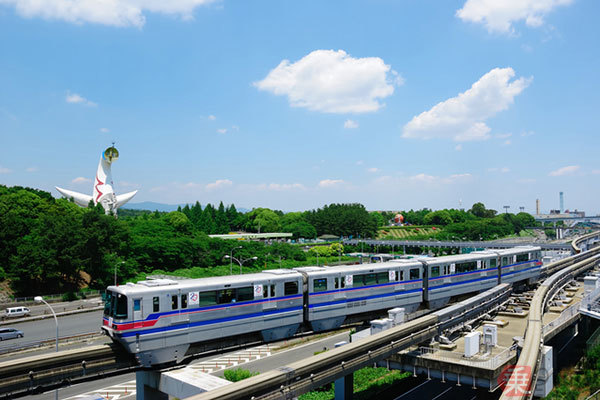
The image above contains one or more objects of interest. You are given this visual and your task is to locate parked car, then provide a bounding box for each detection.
[1,307,31,320]
[0,328,24,341]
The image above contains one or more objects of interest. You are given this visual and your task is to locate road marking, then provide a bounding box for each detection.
[65,344,277,400]
[394,379,430,399]
[431,386,452,400]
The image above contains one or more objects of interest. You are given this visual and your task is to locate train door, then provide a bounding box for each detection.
[133,298,143,328]
[261,280,277,311]
[420,261,429,303]
[334,274,346,299]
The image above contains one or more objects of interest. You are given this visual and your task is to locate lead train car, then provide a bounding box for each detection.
[101,245,542,366]
[102,269,304,366]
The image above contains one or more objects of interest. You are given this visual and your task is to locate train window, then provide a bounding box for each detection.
[237,287,253,302]
[270,284,275,297]
[285,281,298,295]
[181,294,187,309]
[114,294,128,319]
[409,269,419,280]
[171,295,178,310]
[365,273,377,286]
[334,277,339,289]
[516,254,528,263]
[263,285,269,298]
[400,271,404,281]
[490,259,497,268]
[377,272,389,284]
[153,297,159,312]
[218,289,235,304]
[353,275,365,287]
[431,266,440,278]
[199,291,217,306]
[313,278,327,292]
[456,261,477,273]
[502,257,509,266]
[134,299,141,312]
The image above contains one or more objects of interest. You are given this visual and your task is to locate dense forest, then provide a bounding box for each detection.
[0,185,538,297]
[0,185,376,296]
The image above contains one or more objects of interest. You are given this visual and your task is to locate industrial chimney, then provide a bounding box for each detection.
[559,192,564,214]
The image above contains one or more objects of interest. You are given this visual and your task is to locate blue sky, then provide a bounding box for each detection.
[1,0,598,213]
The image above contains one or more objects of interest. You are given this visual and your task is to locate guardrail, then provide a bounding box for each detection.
[0,331,103,356]
[418,345,517,371]
[0,343,136,397]
[499,231,600,400]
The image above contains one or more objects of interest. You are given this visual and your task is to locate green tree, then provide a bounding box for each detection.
[246,208,281,233]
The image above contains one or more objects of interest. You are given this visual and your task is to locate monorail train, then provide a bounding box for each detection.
[101,245,542,366]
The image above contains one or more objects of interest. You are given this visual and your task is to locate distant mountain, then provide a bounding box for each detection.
[122,202,183,212]
[122,202,251,213]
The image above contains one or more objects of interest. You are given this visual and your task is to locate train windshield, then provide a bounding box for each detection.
[103,290,128,319]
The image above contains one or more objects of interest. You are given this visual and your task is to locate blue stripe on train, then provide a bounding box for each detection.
[308,288,423,309]
[118,305,303,338]
[110,293,303,326]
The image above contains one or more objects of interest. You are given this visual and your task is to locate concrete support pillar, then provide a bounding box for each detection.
[334,373,353,400]
[136,370,167,400]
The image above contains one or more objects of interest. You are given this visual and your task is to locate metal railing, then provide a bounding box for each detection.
[581,285,600,312]
[542,302,581,337]
[1,290,104,306]
[418,345,517,370]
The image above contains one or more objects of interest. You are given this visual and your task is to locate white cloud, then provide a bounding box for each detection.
[25,166,37,172]
[409,173,473,184]
[502,139,512,146]
[496,132,512,139]
[0,0,215,28]
[217,128,227,134]
[254,49,399,114]
[206,179,232,190]
[402,67,531,142]
[521,130,535,137]
[118,181,141,189]
[488,167,510,173]
[231,125,239,131]
[367,167,379,173]
[100,127,110,133]
[549,165,579,176]
[356,160,364,166]
[456,0,573,34]
[255,183,306,191]
[72,176,91,184]
[344,119,359,129]
[208,115,216,121]
[592,170,600,175]
[0,166,11,174]
[318,179,344,188]
[410,173,437,183]
[66,92,97,106]
[455,144,462,151]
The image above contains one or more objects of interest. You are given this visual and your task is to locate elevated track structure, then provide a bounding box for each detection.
[2,233,599,399]
[498,231,600,400]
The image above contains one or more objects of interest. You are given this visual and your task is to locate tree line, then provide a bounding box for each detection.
[0,186,377,296]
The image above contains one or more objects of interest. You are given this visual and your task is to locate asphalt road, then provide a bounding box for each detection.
[0,309,104,352]
[391,379,499,400]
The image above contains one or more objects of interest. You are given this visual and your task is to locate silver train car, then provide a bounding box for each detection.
[101,245,542,366]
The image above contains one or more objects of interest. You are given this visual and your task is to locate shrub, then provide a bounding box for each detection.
[224,368,259,382]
